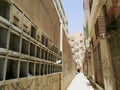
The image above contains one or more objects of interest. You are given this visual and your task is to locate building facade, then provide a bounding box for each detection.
[83,0,120,90]
[68,33,85,72]
[0,0,76,90]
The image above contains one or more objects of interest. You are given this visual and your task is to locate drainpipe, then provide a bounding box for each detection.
[60,19,63,52]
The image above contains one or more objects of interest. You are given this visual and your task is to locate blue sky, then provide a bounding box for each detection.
[62,0,84,34]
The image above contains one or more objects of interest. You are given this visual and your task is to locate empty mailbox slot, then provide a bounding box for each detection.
[0,58,5,81]
[48,40,52,49]
[22,39,29,55]
[53,66,55,73]
[54,57,56,62]
[48,53,50,61]
[35,63,40,75]
[11,5,22,28]
[50,54,52,61]
[29,62,34,76]
[0,26,8,48]
[37,35,40,41]
[45,38,48,47]
[6,59,18,80]
[50,65,53,73]
[0,1,10,20]
[30,43,35,56]
[57,66,59,72]
[19,61,28,78]
[37,31,41,42]
[36,47,40,58]
[23,16,31,34]
[48,65,51,74]
[50,65,52,74]
[51,65,53,73]
[31,25,36,39]
[40,63,44,75]
[45,51,48,60]
[59,66,62,72]
[41,35,45,45]
[53,56,55,62]
[41,35,48,47]
[41,49,45,59]
[9,33,20,52]
[44,64,47,74]
[55,66,57,72]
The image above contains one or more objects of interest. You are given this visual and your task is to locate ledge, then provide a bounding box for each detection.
[89,78,104,90]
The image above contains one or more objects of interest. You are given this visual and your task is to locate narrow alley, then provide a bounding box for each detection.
[0,0,120,90]
[67,73,95,90]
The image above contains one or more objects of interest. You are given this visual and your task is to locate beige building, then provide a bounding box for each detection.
[83,0,120,90]
[68,32,85,71]
[0,0,76,90]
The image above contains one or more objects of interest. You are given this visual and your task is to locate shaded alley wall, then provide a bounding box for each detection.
[62,30,77,90]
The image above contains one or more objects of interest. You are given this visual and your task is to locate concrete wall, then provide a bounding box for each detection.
[62,30,77,90]
[0,73,61,90]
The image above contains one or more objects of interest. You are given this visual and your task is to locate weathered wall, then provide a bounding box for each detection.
[12,0,60,47]
[0,74,61,90]
[62,30,77,90]
[108,16,120,90]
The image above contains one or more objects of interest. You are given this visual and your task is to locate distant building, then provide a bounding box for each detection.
[68,32,85,71]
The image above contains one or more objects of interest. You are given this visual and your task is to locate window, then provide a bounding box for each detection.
[80,40,83,43]
[80,34,82,36]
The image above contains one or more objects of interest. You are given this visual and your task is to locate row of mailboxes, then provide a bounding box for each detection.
[0,57,62,81]
[0,1,37,40]
[0,0,61,56]
[0,25,61,65]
